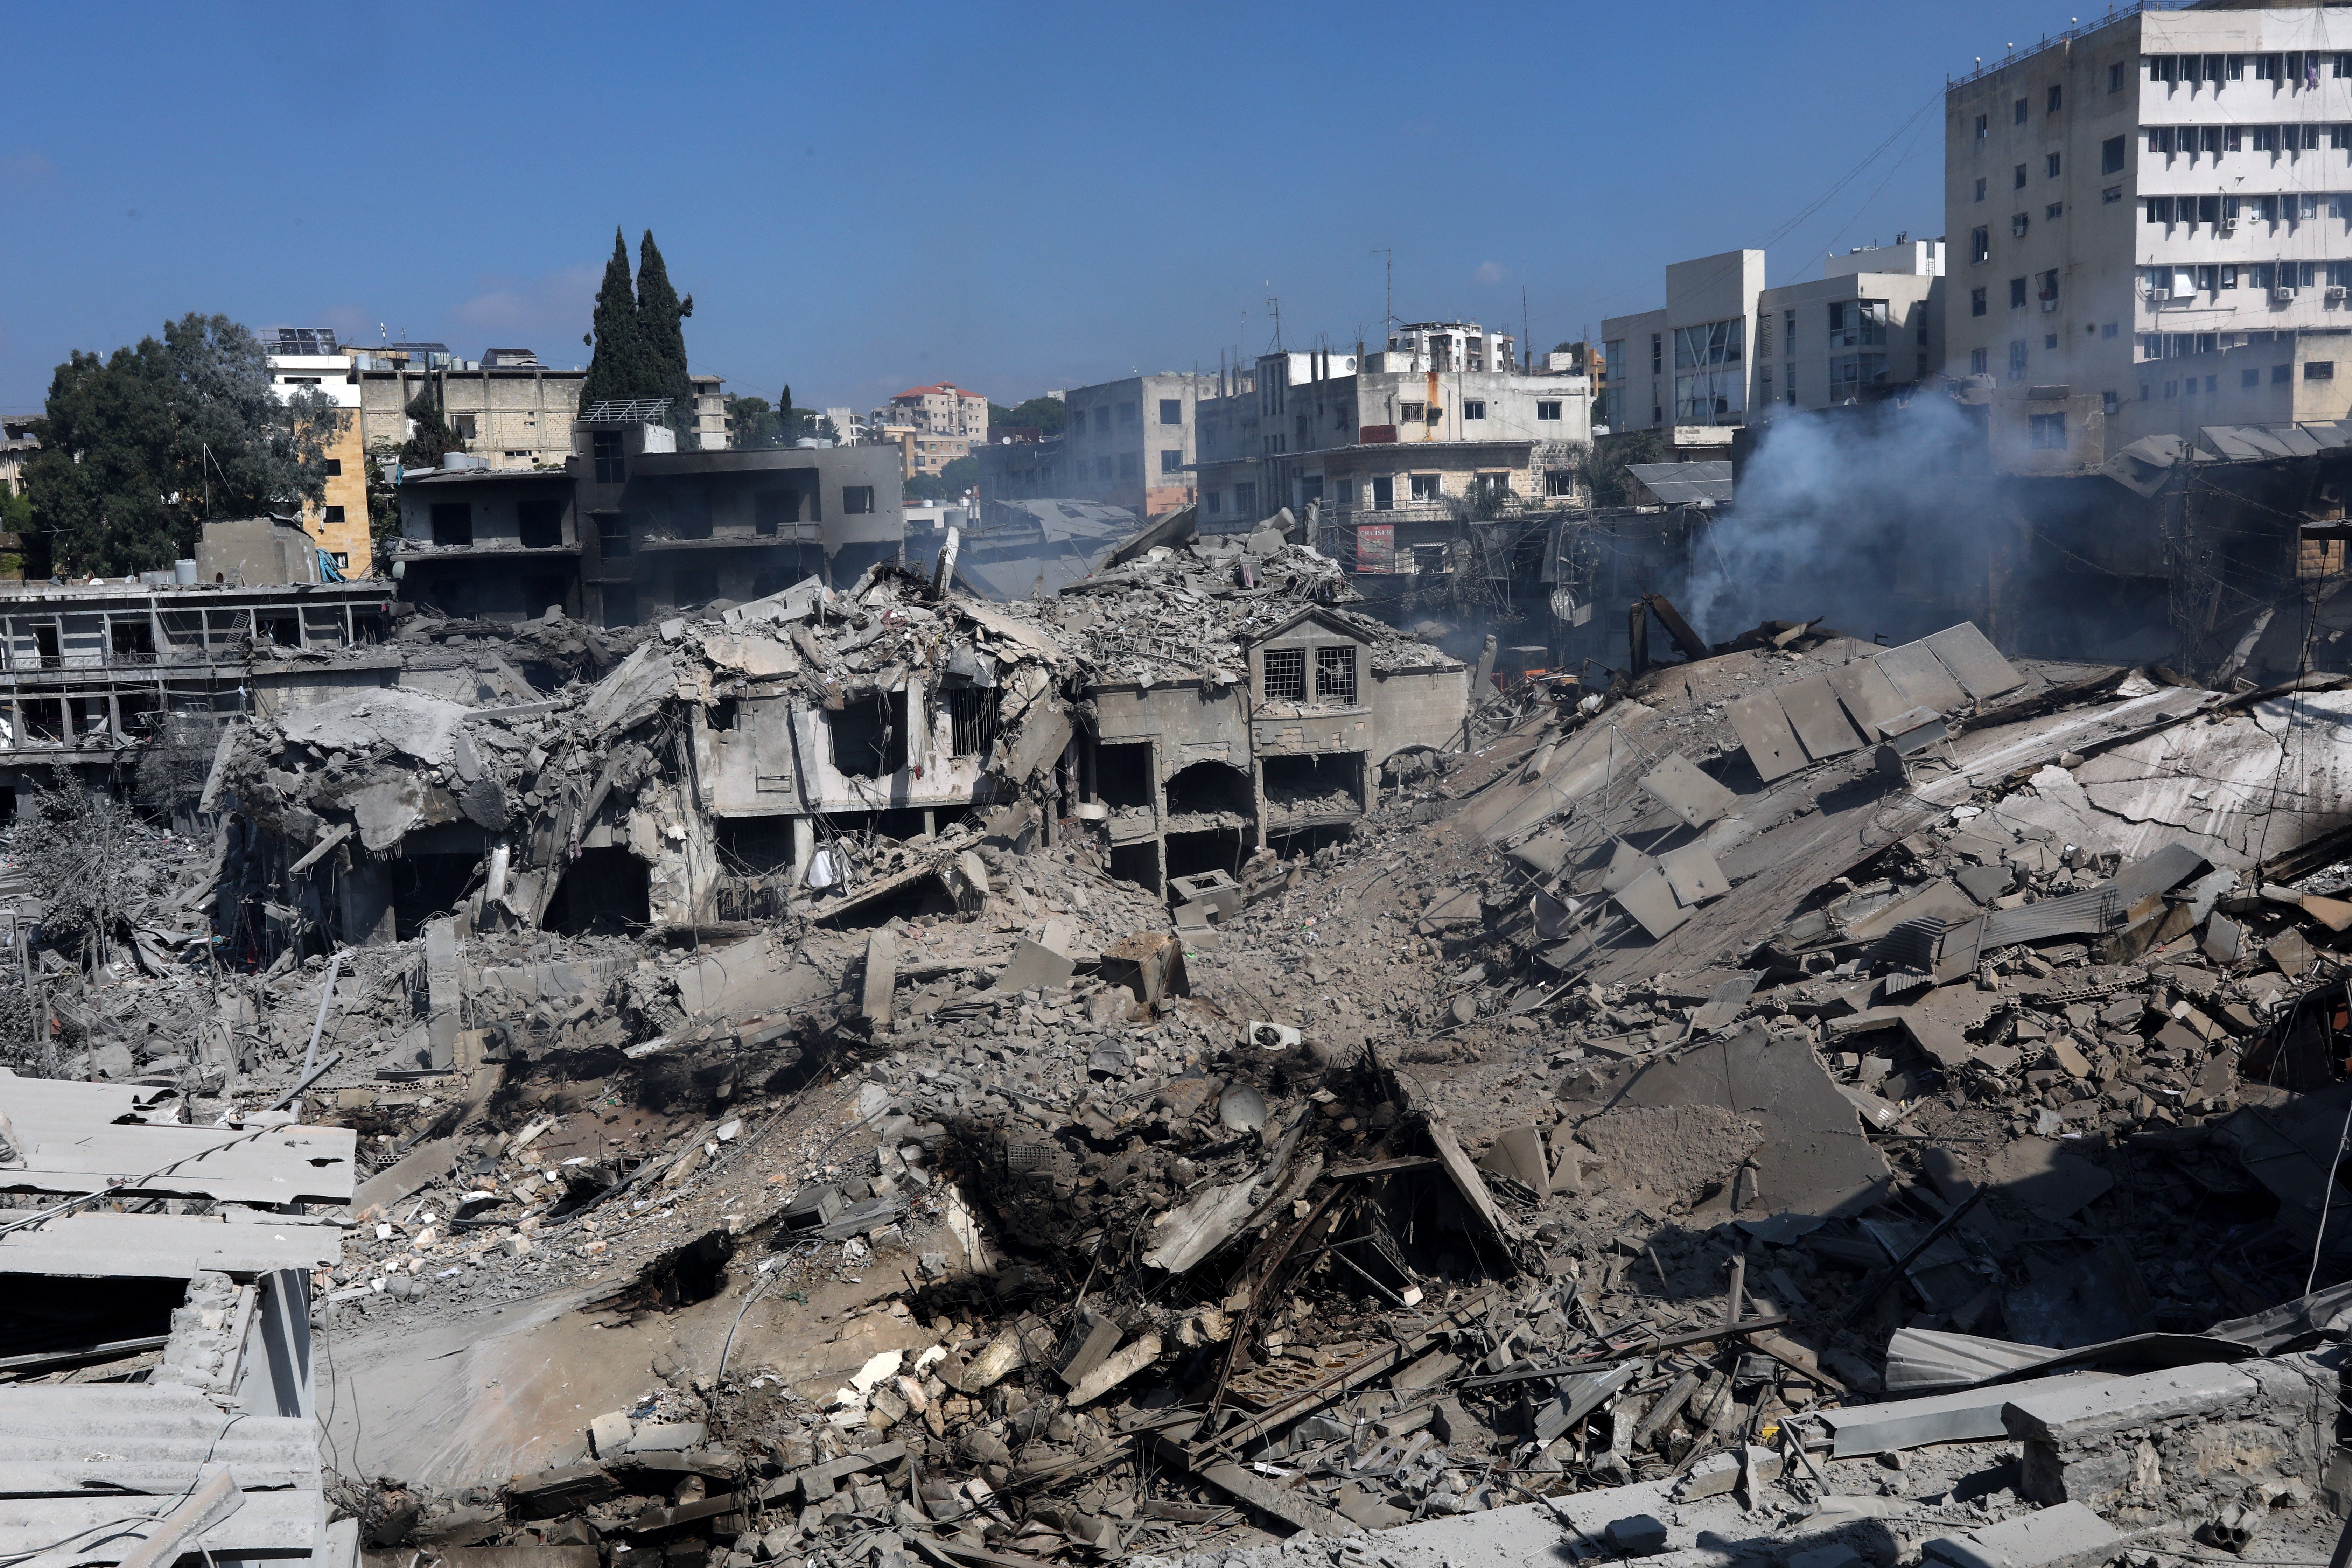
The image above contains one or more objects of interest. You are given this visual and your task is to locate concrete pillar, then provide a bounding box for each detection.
[791,815,816,888]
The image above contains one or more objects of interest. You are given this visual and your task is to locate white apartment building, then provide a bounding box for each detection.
[1192,325,1593,560]
[1947,4,2352,449]
[1059,373,1220,517]
[1601,243,1945,434]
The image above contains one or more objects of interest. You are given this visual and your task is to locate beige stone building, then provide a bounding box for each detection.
[351,346,586,474]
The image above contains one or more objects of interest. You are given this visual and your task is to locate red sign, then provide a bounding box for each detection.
[1359,424,1399,444]
[1355,524,1395,573]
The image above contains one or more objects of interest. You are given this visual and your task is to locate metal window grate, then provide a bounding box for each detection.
[945,686,1000,757]
[1263,647,1306,701]
[1316,646,1357,703]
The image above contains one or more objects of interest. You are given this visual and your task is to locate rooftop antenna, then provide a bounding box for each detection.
[1371,248,1396,329]
[1266,286,1283,353]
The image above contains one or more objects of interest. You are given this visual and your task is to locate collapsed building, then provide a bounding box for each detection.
[21,508,2352,1568]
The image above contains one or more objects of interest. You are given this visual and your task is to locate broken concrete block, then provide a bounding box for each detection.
[2203,914,2245,964]
[1786,1548,1862,1568]
[2045,1038,2092,1079]
[508,1463,622,1519]
[589,1410,635,1457]
[1674,1444,1783,1500]
[2004,1363,2259,1447]
[626,1421,709,1452]
[1822,1372,2109,1457]
[1477,1124,1552,1198]
[2267,927,2316,979]
[1054,1309,1122,1389]
[1066,1331,1159,1406]
[1603,1515,1668,1556]
[992,921,1076,993]
[860,928,898,1031]
[1922,1501,2120,1568]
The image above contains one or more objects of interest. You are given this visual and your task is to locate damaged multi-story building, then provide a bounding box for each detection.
[221,518,1471,950]
[390,408,905,628]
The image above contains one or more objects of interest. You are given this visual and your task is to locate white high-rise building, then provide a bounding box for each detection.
[1946,4,2352,449]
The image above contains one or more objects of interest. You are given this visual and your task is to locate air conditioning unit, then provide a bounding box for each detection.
[2331,285,2349,303]
[2276,286,2300,302]
[2220,218,2239,234]
[2149,288,2172,301]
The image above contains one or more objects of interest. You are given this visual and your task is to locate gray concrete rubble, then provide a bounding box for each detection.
[13,598,2352,1568]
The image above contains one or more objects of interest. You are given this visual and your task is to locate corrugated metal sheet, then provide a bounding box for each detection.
[1880,1327,2056,1393]
[1624,461,1732,506]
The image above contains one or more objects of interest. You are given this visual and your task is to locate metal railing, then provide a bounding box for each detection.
[1948,4,2156,90]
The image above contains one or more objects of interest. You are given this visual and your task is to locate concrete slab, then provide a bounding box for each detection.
[1922,1500,2121,1568]
[2002,1362,2258,1444]
[1820,1371,2111,1456]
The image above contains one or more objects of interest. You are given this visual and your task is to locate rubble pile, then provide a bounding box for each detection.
[21,579,2352,1568]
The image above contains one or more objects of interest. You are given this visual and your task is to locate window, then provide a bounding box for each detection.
[1398,400,1426,424]
[2009,340,2029,379]
[591,430,625,484]
[2104,185,2123,204]
[2013,211,2030,236]
[2010,276,2029,309]
[2015,162,2029,189]
[323,458,343,477]
[1159,449,1182,474]
[2104,321,2120,337]
[943,687,1000,757]
[1976,113,1989,139]
[2038,268,2060,306]
[1158,398,1182,425]
[1315,645,1357,703]
[596,514,629,556]
[1971,226,1990,263]
[1970,286,1988,317]
[1651,332,1662,372]
[1118,451,1139,480]
[1366,477,1388,511]
[2103,391,2120,415]
[1071,408,1087,434]
[2146,195,2171,223]
[2253,125,2280,153]
[2046,151,2062,178]
[449,414,477,442]
[1975,176,1987,201]
[2245,367,2263,387]
[1233,480,1258,516]
[1970,347,1989,374]
[430,502,473,546]
[518,498,564,548]
[1462,399,1485,420]
[2047,84,2063,114]
[330,552,349,570]
[2276,363,2295,383]
[841,485,876,514]
[2110,62,2126,92]
[2030,412,2067,449]
[1536,400,1561,420]
[2047,201,2064,219]
[1828,300,1888,345]
[1262,646,1306,701]
[2015,97,2029,125]
[1828,353,1889,400]
[2226,125,2242,151]
[1117,401,1138,425]
[2310,362,2337,380]
[1409,474,1440,502]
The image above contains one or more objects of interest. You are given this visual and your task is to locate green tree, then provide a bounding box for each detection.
[364,451,400,572]
[23,314,341,576]
[633,230,694,435]
[997,395,1065,435]
[399,391,465,469]
[0,479,30,536]
[1582,428,1667,509]
[729,396,784,448]
[579,228,646,413]
[904,454,979,502]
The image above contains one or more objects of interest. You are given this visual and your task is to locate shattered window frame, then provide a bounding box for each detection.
[1262,646,1306,701]
[1315,645,1358,704]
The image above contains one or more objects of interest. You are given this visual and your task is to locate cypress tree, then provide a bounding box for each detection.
[779,383,795,442]
[634,231,694,435]
[579,228,644,411]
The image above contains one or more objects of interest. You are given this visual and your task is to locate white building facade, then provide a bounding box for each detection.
[1946,5,2352,447]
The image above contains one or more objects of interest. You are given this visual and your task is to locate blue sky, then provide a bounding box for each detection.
[1,0,2084,417]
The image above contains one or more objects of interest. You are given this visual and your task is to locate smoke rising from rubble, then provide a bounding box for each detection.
[1682,395,1982,648]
